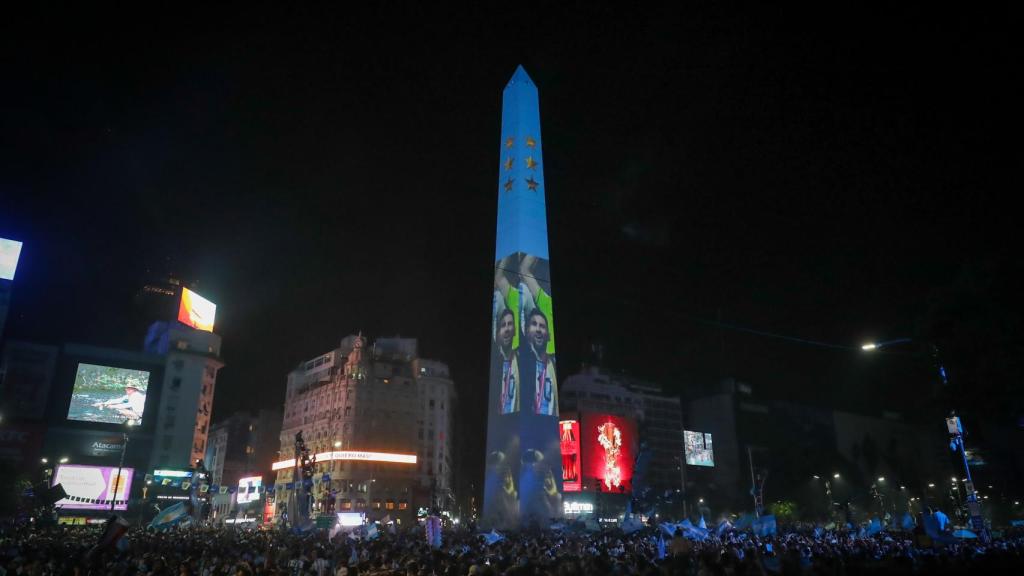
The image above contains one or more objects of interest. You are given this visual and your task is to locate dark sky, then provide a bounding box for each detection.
[1,5,1013,476]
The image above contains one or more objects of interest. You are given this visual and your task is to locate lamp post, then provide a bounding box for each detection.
[110,420,133,512]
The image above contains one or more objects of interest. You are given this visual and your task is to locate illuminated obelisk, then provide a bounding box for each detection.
[483,66,562,527]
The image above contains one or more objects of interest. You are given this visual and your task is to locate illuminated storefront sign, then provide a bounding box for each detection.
[560,419,581,492]
[563,501,594,514]
[272,450,416,471]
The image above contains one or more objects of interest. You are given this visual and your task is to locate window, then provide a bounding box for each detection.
[385,500,395,510]
[373,500,382,509]
[398,501,408,510]
[429,399,435,408]
[341,499,352,510]
[171,378,182,390]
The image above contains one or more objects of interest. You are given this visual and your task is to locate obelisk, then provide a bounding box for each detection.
[483,66,562,527]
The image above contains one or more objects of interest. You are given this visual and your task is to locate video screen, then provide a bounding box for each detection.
[0,237,23,281]
[684,430,715,467]
[53,464,134,511]
[560,420,581,492]
[581,413,636,492]
[236,476,262,504]
[178,287,216,332]
[67,363,150,426]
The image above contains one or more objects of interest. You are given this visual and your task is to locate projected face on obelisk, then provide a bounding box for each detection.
[483,66,563,527]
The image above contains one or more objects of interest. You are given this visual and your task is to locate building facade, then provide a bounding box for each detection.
[272,335,455,522]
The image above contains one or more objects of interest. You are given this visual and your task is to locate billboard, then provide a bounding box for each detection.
[236,476,262,504]
[0,237,22,280]
[560,420,581,492]
[177,287,216,332]
[52,464,134,511]
[684,430,714,467]
[66,363,151,426]
[580,413,636,493]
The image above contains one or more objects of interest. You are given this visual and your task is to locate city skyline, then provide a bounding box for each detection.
[1,5,1014,496]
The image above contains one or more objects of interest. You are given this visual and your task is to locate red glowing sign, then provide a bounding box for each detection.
[560,420,581,492]
[580,413,635,493]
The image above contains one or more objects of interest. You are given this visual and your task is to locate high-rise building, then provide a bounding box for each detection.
[483,66,564,528]
[204,409,281,522]
[144,322,223,470]
[272,335,455,522]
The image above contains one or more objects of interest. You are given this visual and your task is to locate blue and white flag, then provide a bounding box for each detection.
[698,515,707,530]
[656,534,666,560]
[482,529,504,545]
[149,502,189,531]
[366,523,379,540]
[866,517,883,536]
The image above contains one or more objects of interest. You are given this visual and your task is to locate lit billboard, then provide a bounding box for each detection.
[560,420,581,492]
[684,430,714,467]
[53,464,134,511]
[580,413,636,493]
[177,287,216,332]
[67,363,150,426]
[236,476,262,504]
[0,237,22,281]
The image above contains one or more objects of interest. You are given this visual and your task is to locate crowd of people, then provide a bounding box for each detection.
[2,518,1023,576]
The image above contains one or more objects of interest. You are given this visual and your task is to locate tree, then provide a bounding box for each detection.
[767,500,800,524]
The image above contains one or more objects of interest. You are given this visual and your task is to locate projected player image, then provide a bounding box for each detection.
[684,430,715,467]
[491,253,557,416]
[66,363,150,426]
[178,287,217,332]
[0,237,23,281]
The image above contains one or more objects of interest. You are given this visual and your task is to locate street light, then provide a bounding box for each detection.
[40,457,48,464]
[59,457,69,464]
[877,477,885,482]
[813,475,820,480]
[860,338,913,351]
[928,483,935,488]
[833,473,841,479]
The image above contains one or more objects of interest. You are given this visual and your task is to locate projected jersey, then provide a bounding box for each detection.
[483,66,563,527]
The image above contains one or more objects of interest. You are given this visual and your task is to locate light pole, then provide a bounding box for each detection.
[110,420,133,512]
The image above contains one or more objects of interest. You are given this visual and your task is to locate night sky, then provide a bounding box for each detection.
[2,6,1014,481]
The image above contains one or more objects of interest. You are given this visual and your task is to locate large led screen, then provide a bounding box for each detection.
[580,413,636,493]
[53,464,134,511]
[236,476,262,504]
[177,287,216,332]
[560,420,581,492]
[67,363,150,426]
[485,252,562,527]
[684,430,715,467]
[0,238,23,281]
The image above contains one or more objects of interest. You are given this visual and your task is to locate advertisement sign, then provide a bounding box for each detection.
[52,464,134,511]
[0,238,22,281]
[236,476,262,504]
[684,431,715,467]
[560,420,581,492]
[66,363,150,426]
[580,414,636,493]
[177,287,216,332]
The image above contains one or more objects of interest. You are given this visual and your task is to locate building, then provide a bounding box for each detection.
[143,322,224,470]
[272,335,455,522]
[204,409,282,522]
[684,378,954,521]
[559,365,684,519]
